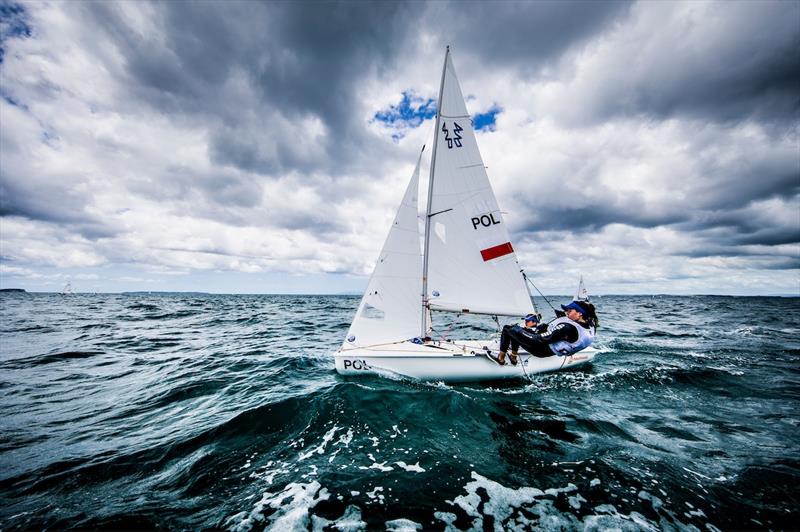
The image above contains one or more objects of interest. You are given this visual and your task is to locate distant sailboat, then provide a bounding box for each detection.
[335,47,597,382]
[574,276,589,302]
[61,282,74,295]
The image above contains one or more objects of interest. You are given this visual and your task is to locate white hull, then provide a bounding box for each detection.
[335,340,597,382]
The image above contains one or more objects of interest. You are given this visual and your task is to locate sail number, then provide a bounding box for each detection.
[442,121,463,149]
[343,359,370,371]
[471,212,501,230]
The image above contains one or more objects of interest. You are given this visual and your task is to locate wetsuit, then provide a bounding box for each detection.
[499,318,594,358]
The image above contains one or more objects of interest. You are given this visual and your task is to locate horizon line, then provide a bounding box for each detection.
[2,290,798,298]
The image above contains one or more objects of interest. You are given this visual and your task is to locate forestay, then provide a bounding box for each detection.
[425,50,533,317]
[343,150,424,348]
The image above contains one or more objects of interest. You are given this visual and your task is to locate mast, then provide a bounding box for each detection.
[421,46,449,338]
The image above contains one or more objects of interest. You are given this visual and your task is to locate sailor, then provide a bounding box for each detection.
[492,313,542,366]
[490,301,598,365]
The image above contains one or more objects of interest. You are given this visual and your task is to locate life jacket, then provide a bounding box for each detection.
[546,317,595,356]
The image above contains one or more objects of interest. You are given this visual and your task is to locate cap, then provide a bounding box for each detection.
[524,314,539,323]
[561,301,588,315]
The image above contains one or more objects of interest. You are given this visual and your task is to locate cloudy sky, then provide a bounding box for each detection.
[1,0,798,295]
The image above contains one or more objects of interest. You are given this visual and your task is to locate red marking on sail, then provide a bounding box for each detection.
[480,242,514,261]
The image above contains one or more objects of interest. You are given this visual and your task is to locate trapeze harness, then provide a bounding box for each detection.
[546,317,595,356]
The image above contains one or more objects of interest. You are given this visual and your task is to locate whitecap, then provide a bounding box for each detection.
[435,471,678,531]
[385,517,422,531]
[359,461,393,472]
[310,504,365,532]
[337,428,354,447]
[299,426,338,461]
[226,480,330,532]
[395,461,425,473]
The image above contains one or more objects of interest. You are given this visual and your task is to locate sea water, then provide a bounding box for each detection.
[0,293,798,530]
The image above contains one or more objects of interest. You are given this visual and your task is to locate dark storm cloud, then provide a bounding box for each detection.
[74,1,637,178]
[429,0,798,130]
[433,0,633,72]
[691,156,800,211]
[241,3,409,124]
[575,1,800,126]
[514,185,799,257]
[515,198,686,233]
[0,183,116,240]
[72,0,797,238]
[81,1,240,115]
[679,247,800,271]
[733,228,799,247]
[135,165,263,209]
[80,1,419,176]
[126,164,348,234]
[0,133,117,240]
[762,257,800,270]
[680,203,800,248]
[0,2,31,64]
[669,150,799,251]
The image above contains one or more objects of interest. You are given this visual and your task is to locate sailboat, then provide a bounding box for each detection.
[574,276,589,302]
[60,282,74,295]
[336,47,598,382]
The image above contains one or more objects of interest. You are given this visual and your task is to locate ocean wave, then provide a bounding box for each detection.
[0,350,103,369]
[1,294,798,529]
[640,330,703,338]
[222,469,708,532]
[2,324,56,333]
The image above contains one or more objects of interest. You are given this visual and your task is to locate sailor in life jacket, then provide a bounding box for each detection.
[492,300,598,365]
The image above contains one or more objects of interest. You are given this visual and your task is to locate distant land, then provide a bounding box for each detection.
[122,291,210,296]
[0,288,26,293]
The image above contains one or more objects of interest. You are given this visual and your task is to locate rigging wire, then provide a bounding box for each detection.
[520,269,540,317]
[522,271,557,314]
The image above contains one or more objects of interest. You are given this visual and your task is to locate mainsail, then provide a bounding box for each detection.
[423,48,533,318]
[344,149,424,347]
